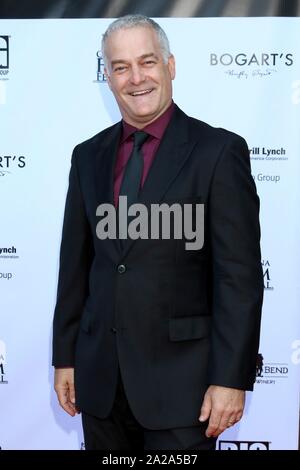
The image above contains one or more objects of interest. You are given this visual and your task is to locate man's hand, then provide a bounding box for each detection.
[199,385,245,438]
[54,368,80,417]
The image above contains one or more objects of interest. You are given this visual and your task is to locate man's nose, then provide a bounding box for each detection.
[130,65,145,85]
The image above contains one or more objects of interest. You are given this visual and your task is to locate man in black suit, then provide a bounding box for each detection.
[53,15,263,450]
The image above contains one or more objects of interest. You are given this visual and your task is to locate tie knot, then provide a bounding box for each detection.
[133,131,148,149]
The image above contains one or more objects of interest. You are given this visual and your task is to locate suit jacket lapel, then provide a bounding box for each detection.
[139,105,191,203]
[94,122,122,259]
[95,122,122,206]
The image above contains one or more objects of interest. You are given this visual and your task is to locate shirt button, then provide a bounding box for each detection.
[117,264,126,274]
[111,327,117,333]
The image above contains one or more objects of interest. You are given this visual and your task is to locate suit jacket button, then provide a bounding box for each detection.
[117,264,126,274]
[111,327,117,333]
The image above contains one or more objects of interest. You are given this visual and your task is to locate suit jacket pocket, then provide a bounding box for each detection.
[169,315,211,341]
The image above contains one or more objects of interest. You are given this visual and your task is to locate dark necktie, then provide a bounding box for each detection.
[119,130,149,207]
[118,130,148,248]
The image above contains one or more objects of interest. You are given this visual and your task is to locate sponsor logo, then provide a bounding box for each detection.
[0,272,12,281]
[0,36,9,103]
[262,259,273,291]
[218,440,270,450]
[252,173,280,183]
[0,155,26,177]
[0,246,19,259]
[95,52,107,83]
[249,147,288,162]
[0,273,13,280]
[210,53,293,67]
[0,36,9,79]
[210,52,294,79]
[256,353,289,385]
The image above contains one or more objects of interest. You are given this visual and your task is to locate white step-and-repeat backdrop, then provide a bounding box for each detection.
[0,18,300,450]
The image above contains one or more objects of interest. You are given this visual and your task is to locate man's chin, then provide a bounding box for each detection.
[132,105,156,116]
[129,105,162,123]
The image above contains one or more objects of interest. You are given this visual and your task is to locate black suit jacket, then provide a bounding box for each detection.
[52,105,263,430]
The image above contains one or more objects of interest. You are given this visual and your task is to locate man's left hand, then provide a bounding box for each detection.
[199,385,245,438]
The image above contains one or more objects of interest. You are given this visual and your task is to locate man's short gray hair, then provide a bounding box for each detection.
[101,14,171,69]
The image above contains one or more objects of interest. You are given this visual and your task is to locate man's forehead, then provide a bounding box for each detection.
[106,26,159,50]
[106,32,163,64]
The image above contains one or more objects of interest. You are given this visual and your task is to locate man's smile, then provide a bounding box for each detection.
[128,88,154,96]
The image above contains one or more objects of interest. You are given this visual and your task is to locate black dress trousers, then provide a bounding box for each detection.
[81,366,216,451]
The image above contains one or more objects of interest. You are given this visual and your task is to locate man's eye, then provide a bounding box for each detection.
[114,66,127,72]
[144,60,155,65]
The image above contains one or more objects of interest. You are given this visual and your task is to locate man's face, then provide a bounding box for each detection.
[104,26,175,128]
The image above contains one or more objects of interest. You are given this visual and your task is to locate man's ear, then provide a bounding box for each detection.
[104,67,112,89]
[168,54,176,80]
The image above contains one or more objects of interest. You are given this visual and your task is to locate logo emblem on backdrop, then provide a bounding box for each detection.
[256,353,264,377]
[0,340,8,384]
[210,52,294,79]
[255,352,289,384]
[0,36,9,77]
[95,51,107,83]
[218,441,270,450]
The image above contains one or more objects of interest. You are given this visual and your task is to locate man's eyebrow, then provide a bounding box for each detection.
[110,53,159,67]
[139,53,159,60]
[111,59,128,67]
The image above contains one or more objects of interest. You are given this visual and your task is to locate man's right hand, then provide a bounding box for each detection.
[54,368,79,416]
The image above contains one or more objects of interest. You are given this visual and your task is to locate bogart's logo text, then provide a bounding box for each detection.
[210,52,294,79]
[0,155,26,177]
[210,52,293,67]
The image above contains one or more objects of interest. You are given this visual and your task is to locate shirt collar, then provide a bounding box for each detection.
[121,101,175,143]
